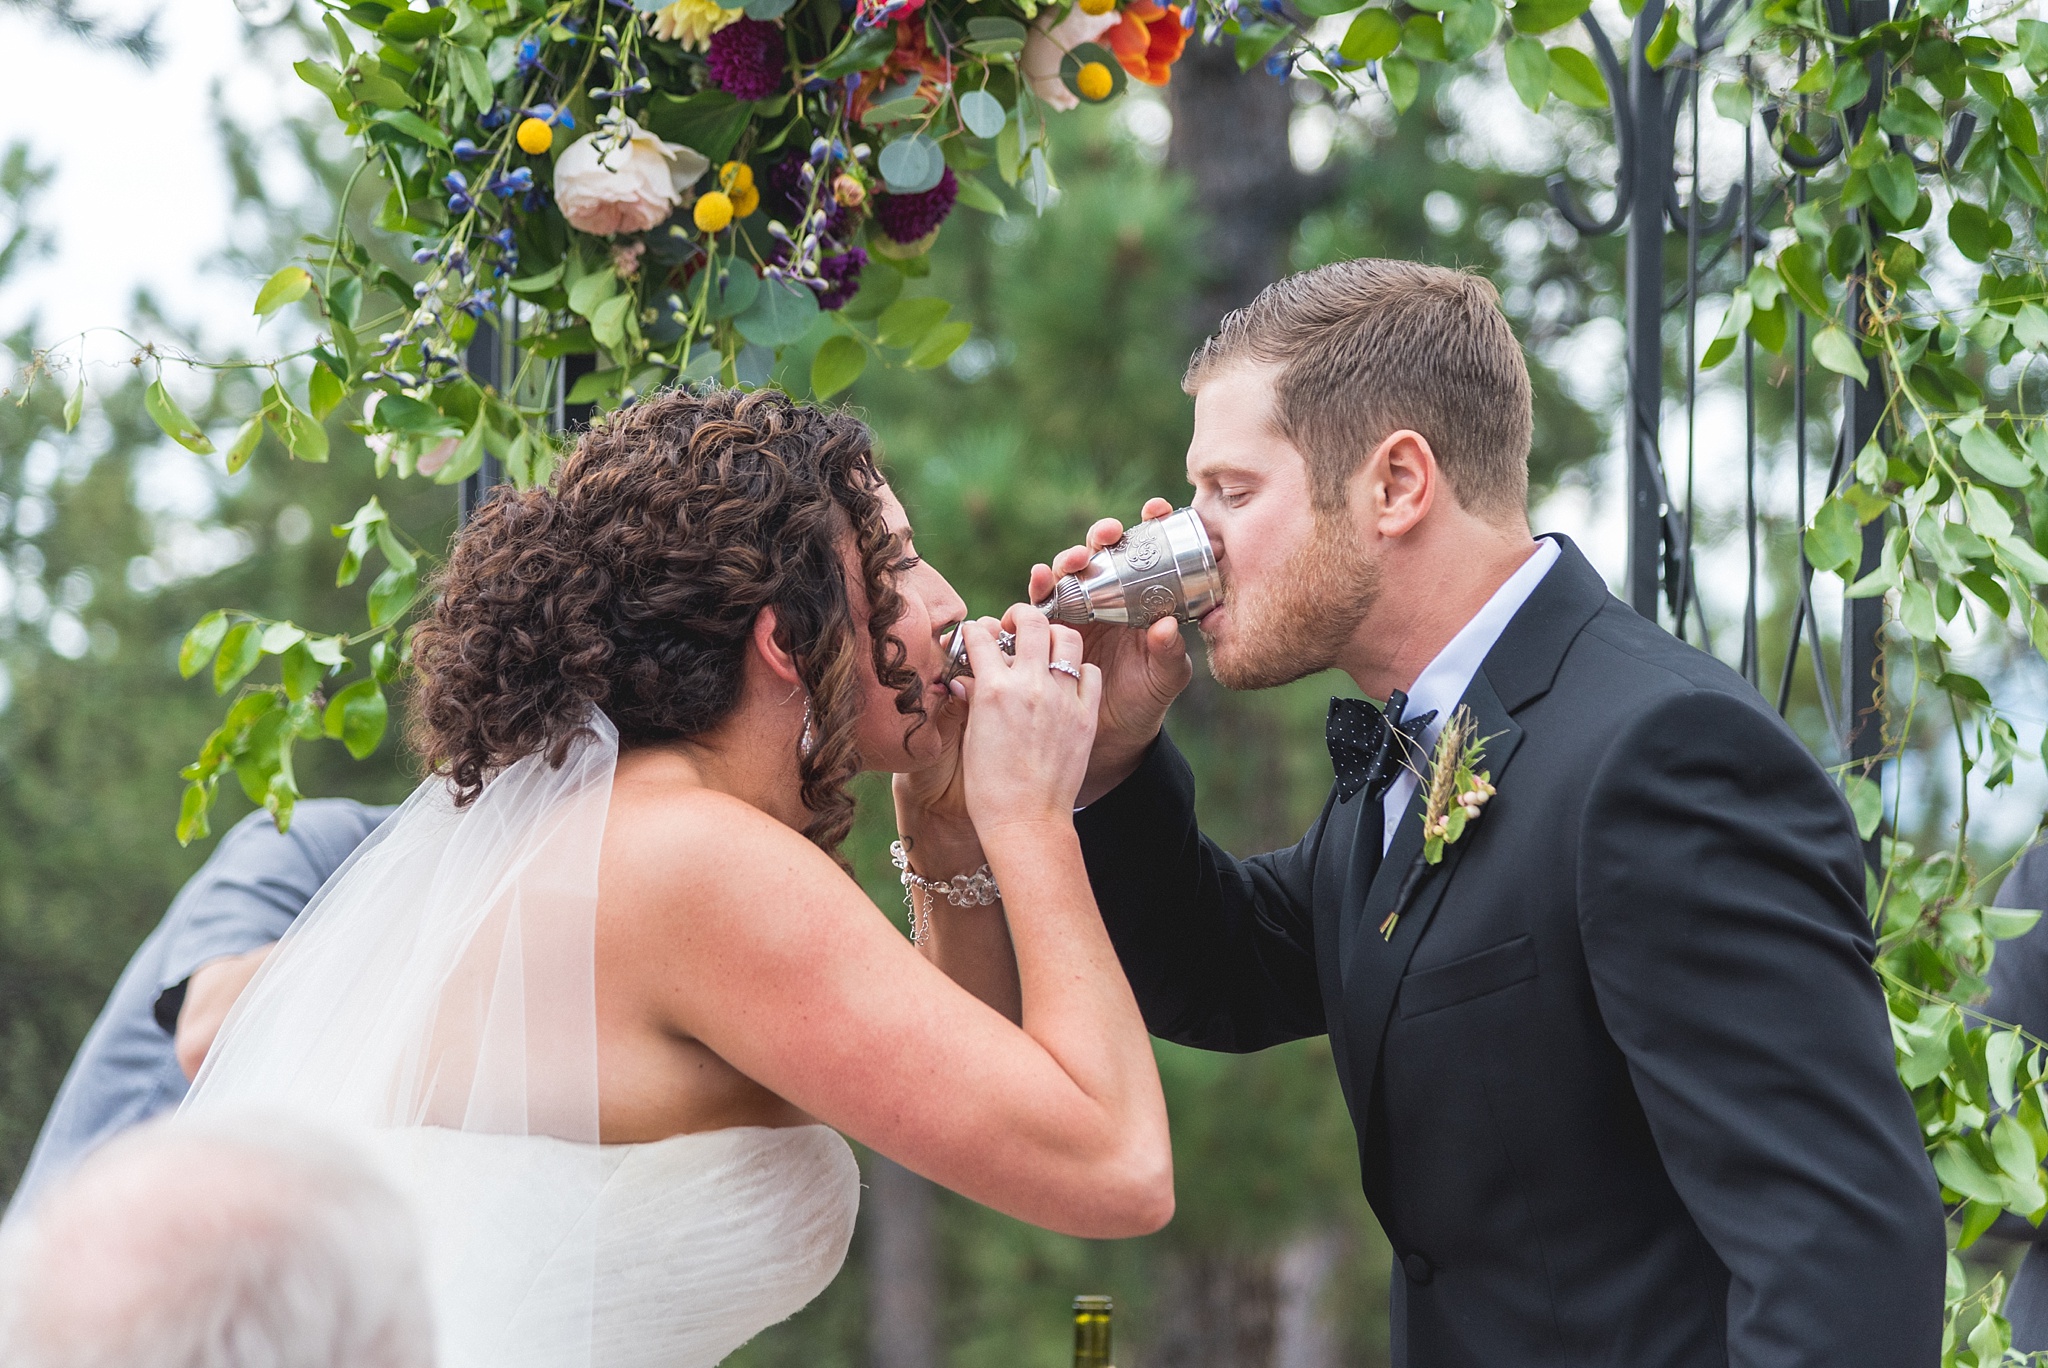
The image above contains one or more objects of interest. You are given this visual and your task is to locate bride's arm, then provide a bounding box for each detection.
[611,615,1172,1240]
[891,790,1022,1025]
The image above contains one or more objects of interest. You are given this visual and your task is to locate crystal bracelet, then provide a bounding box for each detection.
[889,840,1002,945]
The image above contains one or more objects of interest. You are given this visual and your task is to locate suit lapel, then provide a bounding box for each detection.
[1338,671,1525,1135]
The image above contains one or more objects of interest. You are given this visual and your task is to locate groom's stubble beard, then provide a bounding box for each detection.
[1204,513,1381,691]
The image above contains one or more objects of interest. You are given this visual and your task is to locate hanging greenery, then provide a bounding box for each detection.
[28,0,2048,1353]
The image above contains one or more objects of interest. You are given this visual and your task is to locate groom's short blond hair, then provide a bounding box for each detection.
[1184,259,1533,522]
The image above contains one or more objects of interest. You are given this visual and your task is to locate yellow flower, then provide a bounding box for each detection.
[1078,0,1116,13]
[731,183,760,217]
[694,190,736,232]
[649,0,744,50]
[1075,59,1113,100]
[719,161,754,194]
[516,117,553,155]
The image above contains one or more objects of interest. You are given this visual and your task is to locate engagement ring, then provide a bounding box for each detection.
[1049,659,1082,682]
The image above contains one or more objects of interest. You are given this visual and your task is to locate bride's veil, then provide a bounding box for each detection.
[183,711,620,1366]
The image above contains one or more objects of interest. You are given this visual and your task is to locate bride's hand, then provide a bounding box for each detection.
[892,683,970,831]
[956,608,1102,838]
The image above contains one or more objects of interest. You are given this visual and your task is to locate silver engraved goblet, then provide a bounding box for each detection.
[938,506,1222,683]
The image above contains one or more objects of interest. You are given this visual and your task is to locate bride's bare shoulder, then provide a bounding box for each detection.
[598,764,846,918]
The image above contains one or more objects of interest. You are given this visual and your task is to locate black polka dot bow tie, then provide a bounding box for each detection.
[1326,691,1437,805]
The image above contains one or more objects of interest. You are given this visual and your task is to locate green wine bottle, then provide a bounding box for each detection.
[1071,1295,1113,1368]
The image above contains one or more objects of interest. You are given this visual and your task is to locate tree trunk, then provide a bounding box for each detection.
[1272,1230,1347,1368]
[865,1154,940,1368]
[1148,1253,1281,1368]
[1165,42,1317,338]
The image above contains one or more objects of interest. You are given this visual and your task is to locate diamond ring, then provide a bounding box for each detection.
[1048,659,1082,683]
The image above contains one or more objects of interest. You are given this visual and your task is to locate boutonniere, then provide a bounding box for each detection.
[1379,706,1498,941]
[1421,705,1496,866]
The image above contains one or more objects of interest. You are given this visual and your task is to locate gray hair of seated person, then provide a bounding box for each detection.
[0,1111,433,1368]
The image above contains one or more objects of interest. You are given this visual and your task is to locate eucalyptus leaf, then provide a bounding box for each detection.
[959,89,1007,139]
[735,277,823,347]
[879,134,946,193]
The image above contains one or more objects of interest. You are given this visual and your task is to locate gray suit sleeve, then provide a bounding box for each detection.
[154,799,391,995]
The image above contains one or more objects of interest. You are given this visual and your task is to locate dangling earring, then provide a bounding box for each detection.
[798,700,816,760]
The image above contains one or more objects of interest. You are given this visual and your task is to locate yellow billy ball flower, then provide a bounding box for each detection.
[719,161,754,194]
[1079,0,1116,14]
[1075,60,1114,100]
[694,190,736,232]
[516,117,554,155]
[731,183,761,218]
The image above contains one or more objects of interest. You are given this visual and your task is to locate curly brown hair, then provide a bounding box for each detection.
[407,387,925,853]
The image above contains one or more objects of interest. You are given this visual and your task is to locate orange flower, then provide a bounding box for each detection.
[1105,0,1187,86]
[851,16,954,118]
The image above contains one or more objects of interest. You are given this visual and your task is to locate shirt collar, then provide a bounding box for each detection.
[1399,537,1560,751]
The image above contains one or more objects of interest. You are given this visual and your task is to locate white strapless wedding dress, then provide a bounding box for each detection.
[185,716,865,1368]
[368,1123,860,1368]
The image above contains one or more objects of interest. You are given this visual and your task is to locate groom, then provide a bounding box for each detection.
[1045,259,1945,1365]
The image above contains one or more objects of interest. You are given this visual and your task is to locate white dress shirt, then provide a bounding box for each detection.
[1378,537,1560,855]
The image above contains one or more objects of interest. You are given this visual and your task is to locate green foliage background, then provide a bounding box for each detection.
[1,32,1605,1368]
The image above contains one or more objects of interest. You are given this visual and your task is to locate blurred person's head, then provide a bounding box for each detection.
[0,1112,433,1368]
[1181,258,1535,691]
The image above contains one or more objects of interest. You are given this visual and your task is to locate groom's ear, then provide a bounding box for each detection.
[750,608,803,689]
[1368,429,1440,542]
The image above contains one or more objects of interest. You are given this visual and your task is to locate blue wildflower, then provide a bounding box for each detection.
[411,246,437,264]
[487,167,535,199]
[452,137,484,161]
[478,103,512,130]
[515,38,543,73]
[443,170,475,213]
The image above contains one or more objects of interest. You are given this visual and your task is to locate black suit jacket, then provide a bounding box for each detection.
[1075,537,1945,1368]
[1982,839,2048,1349]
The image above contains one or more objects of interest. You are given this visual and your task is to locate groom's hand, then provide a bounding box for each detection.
[1030,496,1194,806]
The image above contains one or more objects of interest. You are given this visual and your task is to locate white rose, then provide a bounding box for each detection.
[1021,4,1122,112]
[554,119,712,237]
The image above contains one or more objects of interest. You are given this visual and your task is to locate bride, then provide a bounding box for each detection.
[182,386,1171,1367]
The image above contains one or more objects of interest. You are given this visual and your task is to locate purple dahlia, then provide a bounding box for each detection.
[872,166,957,244]
[705,18,786,102]
[815,247,869,310]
